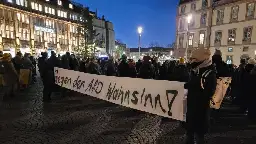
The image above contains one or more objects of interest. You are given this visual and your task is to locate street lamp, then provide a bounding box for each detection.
[185,14,192,61]
[138,26,143,59]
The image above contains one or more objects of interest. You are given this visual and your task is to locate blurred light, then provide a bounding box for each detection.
[187,14,192,24]
[138,26,143,35]
[123,51,126,54]
[115,45,118,49]
[170,51,173,56]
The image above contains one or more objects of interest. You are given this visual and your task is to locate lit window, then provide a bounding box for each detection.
[17,13,21,21]
[188,33,194,46]
[35,3,38,10]
[31,2,34,9]
[228,29,236,43]
[8,0,13,3]
[243,46,249,52]
[46,0,49,1]
[39,4,42,11]
[226,56,233,64]
[199,31,205,45]
[45,7,48,13]
[69,4,73,9]
[16,0,20,5]
[52,9,55,15]
[57,10,60,16]
[58,0,62,6]
[64,12,67,18]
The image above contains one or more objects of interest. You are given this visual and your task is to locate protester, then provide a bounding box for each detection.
[138,56,154,79]
[1,53,19,100]
[184,48,217,144]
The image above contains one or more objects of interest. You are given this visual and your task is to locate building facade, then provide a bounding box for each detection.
[93,16,115,56]
[176,0,256,65]
[0,0,87,57]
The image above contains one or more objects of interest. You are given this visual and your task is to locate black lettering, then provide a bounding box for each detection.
[113,88,119,100]
[117,87,124,100]
[166,90,178,116]
[144,94,153,108]
[106,83,115,100]
[95,81,103,94]
[73,76,85,89]
[121,90,130,104]
[85,79,94,92]
[155,94,166,113]
[131,91,139,105]
[140,88,145,104]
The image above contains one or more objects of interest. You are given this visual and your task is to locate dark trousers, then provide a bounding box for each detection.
[186,131,205,144]
[42,80,52,102]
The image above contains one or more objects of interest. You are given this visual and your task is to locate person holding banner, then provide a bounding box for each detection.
[184,48,217,144]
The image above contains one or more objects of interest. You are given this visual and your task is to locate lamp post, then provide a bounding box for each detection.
[137,26,143,59]
[185,14,192,61]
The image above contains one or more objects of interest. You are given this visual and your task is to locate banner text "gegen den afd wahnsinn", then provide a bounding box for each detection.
[54,67,186,121]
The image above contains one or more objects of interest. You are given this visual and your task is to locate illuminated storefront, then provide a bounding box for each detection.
[0,0,86,56]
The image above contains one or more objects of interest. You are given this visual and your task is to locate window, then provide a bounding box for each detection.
[52,9,55,15]
[179,18,184,30]
[215,31,222,44]
[178,34,184,48]
[17,13,20,21]
[199,31,205,45]
[16,0,27,6]
[35,3,38,10]
[231,6,239,22]
[45,7,48,13]
[57,10,60,16]
[228,29,236,43]
[188,33,194,46]
[188,18,195,28]
[39,4,42,11]
[202,0,208,8]
[216,9,224,24]
[46,0,49,1]
[181,5,186,14]
[246,3,255,18]
[7,0,13,3]
[31,2,34,9]
[226,56,233,64]
[191,3,196,11]
[243,27,252,42]
[58,0,62,6]
[200,13,207,26]
[243,46,249,52]
[228,47,233,52]
[69,4,73,9]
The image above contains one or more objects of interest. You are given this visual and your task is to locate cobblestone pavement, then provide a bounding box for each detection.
[0,78,256,144]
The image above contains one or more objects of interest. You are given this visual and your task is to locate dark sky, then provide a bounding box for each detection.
[75,0,179,48]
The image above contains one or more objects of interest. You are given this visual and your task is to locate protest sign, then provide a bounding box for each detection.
[210,77,232,109]
[54,67,186,121]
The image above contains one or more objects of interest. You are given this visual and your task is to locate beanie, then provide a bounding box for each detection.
[190,48,211,62]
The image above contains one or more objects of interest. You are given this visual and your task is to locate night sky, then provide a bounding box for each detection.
[75,0,179,48]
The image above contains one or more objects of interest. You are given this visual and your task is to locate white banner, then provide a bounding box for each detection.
[54,68,186,121]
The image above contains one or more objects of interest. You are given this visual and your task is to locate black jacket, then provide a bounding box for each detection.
[184,65,217,134]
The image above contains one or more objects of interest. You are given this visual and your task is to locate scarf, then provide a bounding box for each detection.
[192,59,212,73]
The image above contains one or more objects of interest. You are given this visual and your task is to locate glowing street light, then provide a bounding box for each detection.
[137,26,143,58]
[185,14,192,60]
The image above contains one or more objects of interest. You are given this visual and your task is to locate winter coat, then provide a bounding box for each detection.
[22,57,33,70]
[61,55,70,69]
[247,67,256,119]
[12,56,23,74]
[184,65,217,134]
[173,64,189,82]
[2,60,19,86]
[104,61,117,76]
[118,60,130,77]
[87,62,101,75]
[47,56,61,71]
[138,62,154,79]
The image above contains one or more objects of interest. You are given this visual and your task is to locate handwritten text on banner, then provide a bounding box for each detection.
[54,67,186,121]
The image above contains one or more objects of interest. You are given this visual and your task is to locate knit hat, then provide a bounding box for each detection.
[248,58,256,65]
[190,48,211,62]
[179,57,185,64]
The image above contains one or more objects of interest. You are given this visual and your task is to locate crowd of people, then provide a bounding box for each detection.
[0,48,256,144]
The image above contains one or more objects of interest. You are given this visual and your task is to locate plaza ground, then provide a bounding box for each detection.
[0,78,256,144]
